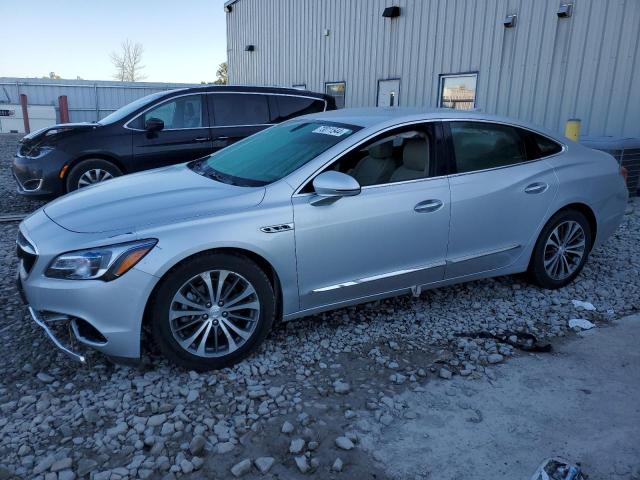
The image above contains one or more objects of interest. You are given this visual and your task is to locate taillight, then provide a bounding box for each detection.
[620,165,628,182]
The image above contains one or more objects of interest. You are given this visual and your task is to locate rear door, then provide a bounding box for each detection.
[444,120,559,279]
[208,93,272,150]
[131,94,213,171]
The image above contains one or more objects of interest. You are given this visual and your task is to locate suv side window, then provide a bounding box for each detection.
[449,121,527,173]
[212,93,270,126]
[270,95,326,122]
[301,124,437,192]
[143,95,205,129]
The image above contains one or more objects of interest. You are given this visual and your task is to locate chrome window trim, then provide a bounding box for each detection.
[292,119,441,196]
[443,118,567,178]
[311,260,446,293]
[123,91,328,131]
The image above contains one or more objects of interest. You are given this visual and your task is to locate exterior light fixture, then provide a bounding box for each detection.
[245,45,255,52]
[503,14,517,28]
[382,6,401,18]
[224,5,232,13]
[557,3,573,18]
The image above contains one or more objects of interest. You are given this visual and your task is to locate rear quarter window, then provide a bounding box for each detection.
[528,132,563,159]
[270,96,326,122]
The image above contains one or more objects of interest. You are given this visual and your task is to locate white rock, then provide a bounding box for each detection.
[230,459,252,477]
[254,456,275,474]
[571,300,596,311]
[332,457,344,472]
[568,318,596,330]
[281,421,294,434]
[289,438,305,454]
[294,455,310,473]
[335,436,354,450]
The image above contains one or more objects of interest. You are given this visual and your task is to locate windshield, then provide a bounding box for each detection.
[98,90,173,125]
[189,120,361,186]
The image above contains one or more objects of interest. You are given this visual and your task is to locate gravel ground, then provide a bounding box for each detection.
[0,134,47,215]
[0,130,638,479]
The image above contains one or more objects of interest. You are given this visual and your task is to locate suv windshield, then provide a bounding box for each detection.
[189,120,360,186]
[98,90,173,125]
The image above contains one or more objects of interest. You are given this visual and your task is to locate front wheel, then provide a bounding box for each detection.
[150,253,276,370]
[528,209,592,289]
[66,159,122,192]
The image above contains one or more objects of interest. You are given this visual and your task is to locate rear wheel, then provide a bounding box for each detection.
[150,253,275,370]
[66,159,122,192]
[528,209,592,289]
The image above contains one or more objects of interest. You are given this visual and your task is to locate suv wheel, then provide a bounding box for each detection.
[66,159,122,192]
[150,253,276,370]
[528,209,592,289]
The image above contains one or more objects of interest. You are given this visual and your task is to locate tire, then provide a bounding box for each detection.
[150,253,276,371]
[66,159,122,192]
[528,209,592,289]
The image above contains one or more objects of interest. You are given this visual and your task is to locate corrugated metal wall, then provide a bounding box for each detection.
[0,78,196,123]
[226,0,640,138]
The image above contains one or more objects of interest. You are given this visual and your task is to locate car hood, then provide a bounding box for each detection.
[44,164,266,234]
[21,122,98,145]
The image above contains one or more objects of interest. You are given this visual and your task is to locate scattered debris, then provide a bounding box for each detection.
[530,458,585,480]
[568,319,596,330]
[571,300,596,311]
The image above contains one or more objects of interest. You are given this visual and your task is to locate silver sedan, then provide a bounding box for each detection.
[17,108,628,370]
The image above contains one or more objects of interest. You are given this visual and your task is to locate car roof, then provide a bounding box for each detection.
[165,85,331,99]
[302,107,559,137]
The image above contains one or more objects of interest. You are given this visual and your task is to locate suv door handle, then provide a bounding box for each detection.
[193,137,211,142]
[524,182,548,194]
[414,199,443,213]
[215,136,229,141]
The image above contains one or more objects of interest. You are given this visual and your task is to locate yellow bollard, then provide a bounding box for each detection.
[565,118,581,141]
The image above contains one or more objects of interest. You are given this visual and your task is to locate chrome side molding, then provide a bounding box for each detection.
[312,261,446,293]
[446,244,521,265]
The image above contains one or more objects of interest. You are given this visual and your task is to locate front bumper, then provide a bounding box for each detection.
[20,266,158,361]
[12,151,67,198]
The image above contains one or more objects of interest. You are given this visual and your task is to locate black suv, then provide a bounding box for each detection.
[13,85,335,197]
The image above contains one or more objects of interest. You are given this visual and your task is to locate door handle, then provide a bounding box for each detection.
[193,137,211,142]
[524,182,548,194]
[414,199,443,213]
[215,136,229,141]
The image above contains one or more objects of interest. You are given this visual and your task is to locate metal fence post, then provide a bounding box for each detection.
[19,94,30,133]
[94,83,99,121]
[58,95,70,123]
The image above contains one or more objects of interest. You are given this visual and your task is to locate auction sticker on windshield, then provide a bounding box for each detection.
[312,126,352,137]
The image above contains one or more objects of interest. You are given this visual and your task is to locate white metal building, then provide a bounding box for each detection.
[225,0,640,141]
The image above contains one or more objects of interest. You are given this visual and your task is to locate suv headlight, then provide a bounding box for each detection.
[45,239,157,281]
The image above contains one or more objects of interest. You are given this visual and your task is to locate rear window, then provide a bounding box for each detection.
[212,94,270,126]
[271,95,326,122]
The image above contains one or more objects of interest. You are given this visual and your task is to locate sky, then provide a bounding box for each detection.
[0,0,228,83]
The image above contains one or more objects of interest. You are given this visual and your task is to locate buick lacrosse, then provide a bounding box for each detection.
[17,108,628,370]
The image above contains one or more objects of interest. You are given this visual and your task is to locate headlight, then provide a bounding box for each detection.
[24,145,55,159]
[45,239,157,281]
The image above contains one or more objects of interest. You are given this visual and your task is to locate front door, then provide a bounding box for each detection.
[292,122,450,311]
[132,94,213,172]
[444,121,559,279]
[377,79,401,107]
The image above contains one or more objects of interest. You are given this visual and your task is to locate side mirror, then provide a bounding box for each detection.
[145,117,164,132]
[311,171,361,205]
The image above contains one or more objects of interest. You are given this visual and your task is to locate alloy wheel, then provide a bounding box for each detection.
[543,220,586,281]
[77,168,113,188]
[169,270,260,358]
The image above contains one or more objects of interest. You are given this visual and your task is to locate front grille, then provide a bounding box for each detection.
[16,231,37,275]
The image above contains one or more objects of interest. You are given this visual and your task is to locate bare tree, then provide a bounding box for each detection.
[111,40,147,82]
[214,62,228,85]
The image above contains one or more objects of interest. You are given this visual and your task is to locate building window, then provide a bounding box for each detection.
[325,81,346,109]
[439,73,477,110]
[292,84,306,90]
